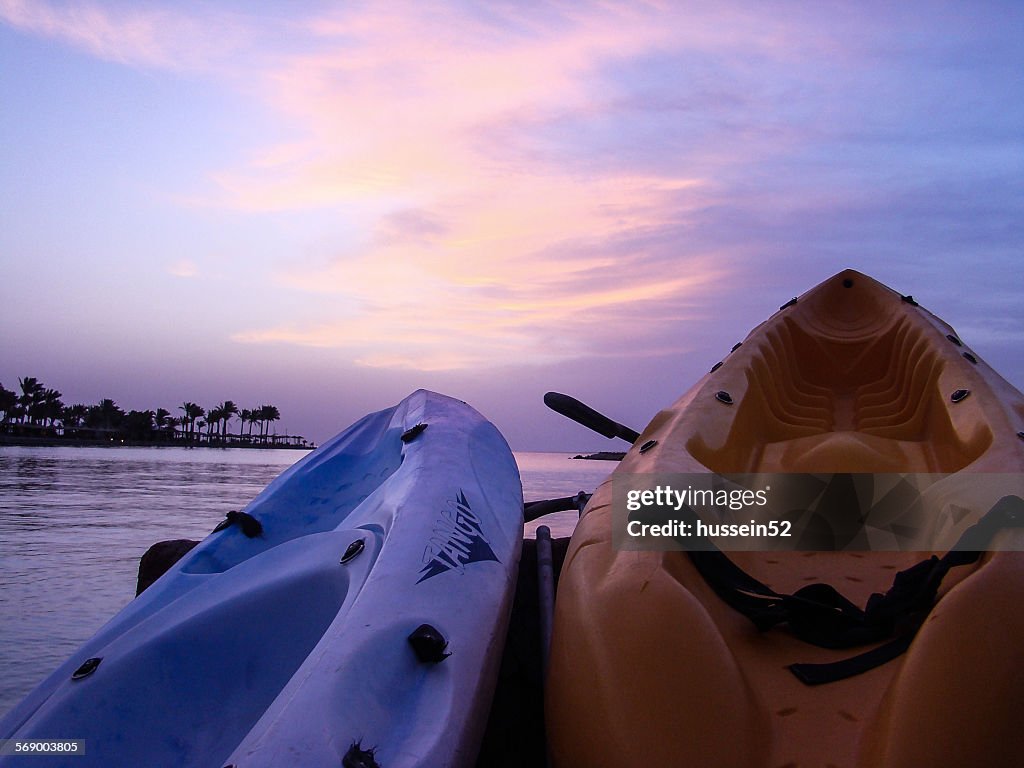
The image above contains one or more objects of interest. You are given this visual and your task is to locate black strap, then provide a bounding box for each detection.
[677,495,1024,684]
[789,634,914,685]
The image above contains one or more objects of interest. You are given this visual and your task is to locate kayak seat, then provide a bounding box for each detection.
[688,295,991,473]
[182,417,403,574]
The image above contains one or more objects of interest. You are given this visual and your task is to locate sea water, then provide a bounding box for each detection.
[0,446,612,719]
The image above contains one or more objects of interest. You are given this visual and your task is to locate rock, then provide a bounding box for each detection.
[136,539,198,596]
[571,451,625,461]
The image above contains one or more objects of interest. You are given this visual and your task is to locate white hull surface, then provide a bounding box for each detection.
[0,390,524,767]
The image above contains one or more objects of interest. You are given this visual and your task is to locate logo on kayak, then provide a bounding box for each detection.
[418,491,499,583]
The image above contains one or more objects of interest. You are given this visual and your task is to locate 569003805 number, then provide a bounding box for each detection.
[0,740,85,756]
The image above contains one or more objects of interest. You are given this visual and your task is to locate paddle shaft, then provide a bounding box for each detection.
[524,492,591,523]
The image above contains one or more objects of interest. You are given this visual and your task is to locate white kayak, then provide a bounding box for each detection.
[0,390,524,767]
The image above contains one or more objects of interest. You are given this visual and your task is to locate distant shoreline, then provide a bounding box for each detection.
[2,377,312,451]
[0,433,313,450]
[571,451,625,461]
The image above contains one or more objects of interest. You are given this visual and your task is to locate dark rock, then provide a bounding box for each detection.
[136,539,198,596]
[571,451,625,461]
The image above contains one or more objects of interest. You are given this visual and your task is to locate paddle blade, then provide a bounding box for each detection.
[544,392,641,443]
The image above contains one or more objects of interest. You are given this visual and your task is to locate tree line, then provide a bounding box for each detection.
[0,376,309,448]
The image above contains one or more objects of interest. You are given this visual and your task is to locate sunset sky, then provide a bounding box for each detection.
[2,1,1022,450]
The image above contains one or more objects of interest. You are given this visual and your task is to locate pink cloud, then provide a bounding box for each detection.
[230,172,724,370]
[3,1,866,372]
[0,0,251,71]
[208,4,748,370]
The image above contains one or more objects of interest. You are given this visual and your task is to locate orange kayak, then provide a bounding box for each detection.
[546,269,1024,767]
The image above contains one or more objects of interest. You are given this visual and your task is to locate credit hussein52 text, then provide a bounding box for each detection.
[626,518,792,538]
[623,482,791,540]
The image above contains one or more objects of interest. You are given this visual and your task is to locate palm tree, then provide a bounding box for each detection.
[238,409,249,442]
[258,404,281,444]
[18,377,45,425]
[216,400,239,441]
[154,408,172,442]
[67,404,88,423]
[88,399,124,432]
[179,403,191,440]
[0,383,19,426]
[250,408,263,442]
[40,388,64,427]
[192,404,205,441]
[165,416,181,440]
[60,404,89,436]
[206,406,224,443]
[179,402,204,443]
[123,410,155,441]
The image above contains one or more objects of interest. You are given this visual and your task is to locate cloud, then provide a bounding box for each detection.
[9,1,1021,375]
[373,208,450,247]
[208,3,764,370]
[0,0,252,72]
[168,259,198,278]
[230,173,727,370]
[198,3,792,215]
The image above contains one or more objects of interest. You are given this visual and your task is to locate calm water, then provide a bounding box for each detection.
[0,446,612,719]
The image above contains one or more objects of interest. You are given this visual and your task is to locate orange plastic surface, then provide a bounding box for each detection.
[546,270,1024,767]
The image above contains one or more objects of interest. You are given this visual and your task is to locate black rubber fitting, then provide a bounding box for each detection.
[340,538,365,564]
[342,741,381,768]
[408,624,451,663]
[401,423,428,443]
[72,657,102,680]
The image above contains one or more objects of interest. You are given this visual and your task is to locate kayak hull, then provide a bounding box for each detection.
[1,390,523,768]
[547,270,1024,767]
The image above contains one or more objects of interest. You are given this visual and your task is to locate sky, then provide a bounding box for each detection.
[1,0,1022,450]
